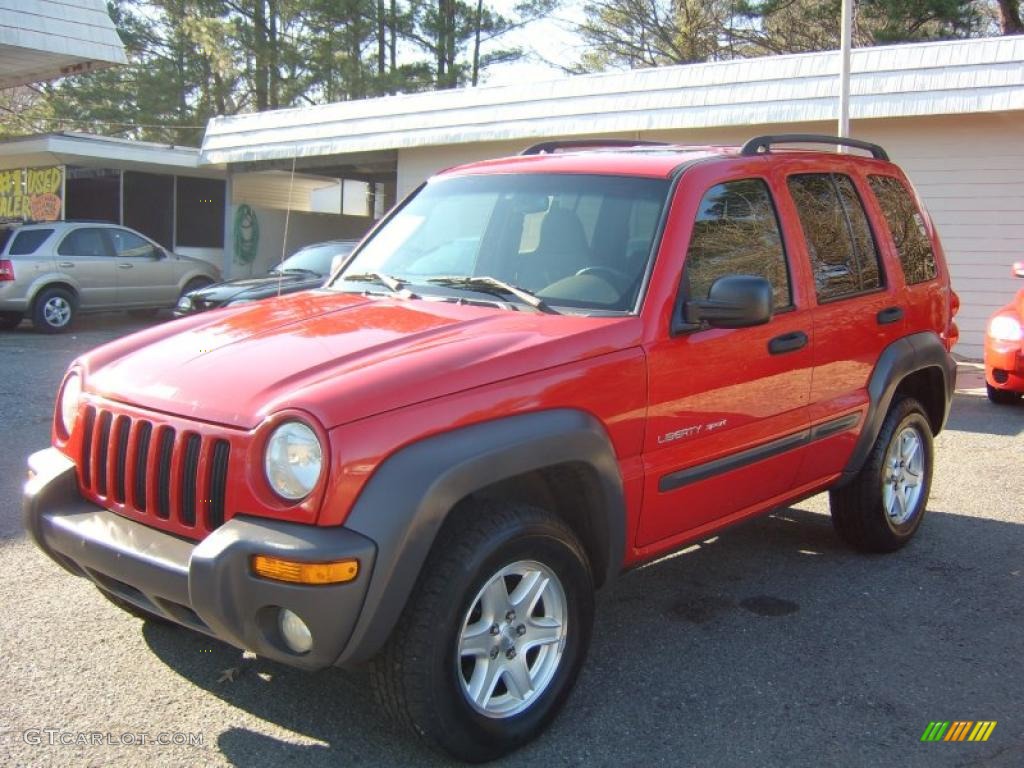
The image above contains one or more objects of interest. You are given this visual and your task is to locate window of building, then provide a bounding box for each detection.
[9,228,54,255]
[684,178,792,310]
[176,177,225,248]
[787,173,883,301]
[868,175,937,285]
[64,167,120,224]
[124,171,174,248]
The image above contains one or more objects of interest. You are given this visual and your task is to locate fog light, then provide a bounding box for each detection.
[279,609,313,654]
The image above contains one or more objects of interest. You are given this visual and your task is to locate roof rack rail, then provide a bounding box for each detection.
[521,138,669,156]
[740,134,889,161]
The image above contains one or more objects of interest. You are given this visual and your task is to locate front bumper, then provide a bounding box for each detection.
[984,341,1024,393]
[23,448,377,670]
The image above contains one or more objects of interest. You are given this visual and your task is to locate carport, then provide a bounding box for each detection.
[0,133,225,268]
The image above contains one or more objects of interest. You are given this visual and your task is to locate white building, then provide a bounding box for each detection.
[0,0,126,88]
[193,35,1023,358]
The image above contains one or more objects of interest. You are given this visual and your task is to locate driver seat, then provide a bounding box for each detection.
[524,207,591,289]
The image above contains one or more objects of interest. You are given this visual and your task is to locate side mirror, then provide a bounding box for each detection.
[1013,261,1024,278]
[682,275,773,329]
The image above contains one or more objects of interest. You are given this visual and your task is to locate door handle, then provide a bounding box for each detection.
[768,331,808,355]
[117,263,134,269]
[58,262,74,268]
[877,306,904,325]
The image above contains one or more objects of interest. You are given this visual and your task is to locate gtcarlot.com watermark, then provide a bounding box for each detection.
[2,728,203,748]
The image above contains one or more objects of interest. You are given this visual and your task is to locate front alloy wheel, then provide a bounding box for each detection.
[457,560,567,718]
[370,502,593,762]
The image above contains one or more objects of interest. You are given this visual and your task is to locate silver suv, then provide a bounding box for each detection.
[0,222,220,332]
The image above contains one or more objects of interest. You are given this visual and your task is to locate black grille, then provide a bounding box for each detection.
[133,421,152,510]
[78,406,233,535]
[180,434,201,526]
[208,440,230,529]
[113,416,130,503]
[95,411,112,496]
[156,428,175,520]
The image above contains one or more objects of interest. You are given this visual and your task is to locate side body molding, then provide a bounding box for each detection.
[335,408,626,665]
[840,331,956,484]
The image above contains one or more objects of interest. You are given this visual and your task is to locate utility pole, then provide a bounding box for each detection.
[838,0,853,142]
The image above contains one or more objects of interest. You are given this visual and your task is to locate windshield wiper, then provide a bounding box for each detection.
[277,267,320,276]
[426,276,558,314]
[341,272,419,298]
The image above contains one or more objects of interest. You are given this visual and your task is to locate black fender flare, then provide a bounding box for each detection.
[335,408,626,665]
[840,331,956,483]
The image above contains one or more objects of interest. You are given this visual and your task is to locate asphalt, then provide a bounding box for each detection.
[0,314,1021,768]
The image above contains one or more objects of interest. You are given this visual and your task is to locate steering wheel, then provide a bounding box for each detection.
[575,266,632,288]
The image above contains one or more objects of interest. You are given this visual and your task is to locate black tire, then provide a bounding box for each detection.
[830,397,934,553]
[370,501,594,762]
[181,277,213,297]
[0,311,22,330]
[986,383,1022,405]
[99,589,173,625]
[32,286,75,333]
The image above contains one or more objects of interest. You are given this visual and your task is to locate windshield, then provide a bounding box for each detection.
[333,174,670,312]
[276,242,354,275]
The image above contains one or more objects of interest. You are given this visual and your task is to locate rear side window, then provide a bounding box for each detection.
[788,173,883,302]
[684,178,792,310]
[58,228,112,258]
[867,175,937,285]
[9,229,54,255]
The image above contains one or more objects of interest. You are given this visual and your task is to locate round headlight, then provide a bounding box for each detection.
[59,373,82,435]
[264,421,323,500]
[176,296,192,311]
[988,315,1023,342]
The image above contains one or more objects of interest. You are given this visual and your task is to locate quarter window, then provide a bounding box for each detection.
[788,173,883,301]
[868,175,937,285]
[58,228,112,258]
[9,229,53,255]
[684,179,792,310]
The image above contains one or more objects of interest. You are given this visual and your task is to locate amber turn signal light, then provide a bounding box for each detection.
[251,555,359,585]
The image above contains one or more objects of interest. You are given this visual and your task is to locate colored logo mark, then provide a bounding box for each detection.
[921,721,997,742]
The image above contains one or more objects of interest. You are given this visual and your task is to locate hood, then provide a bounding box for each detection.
[84,291,637,429]
[191,272,323,306]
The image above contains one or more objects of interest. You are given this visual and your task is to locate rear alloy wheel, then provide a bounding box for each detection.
[370,502,593,762]
[986,383,1022,405]
[830,397,934,552]
[32,287,75,333]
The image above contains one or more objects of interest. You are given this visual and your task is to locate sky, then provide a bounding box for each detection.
[460,1,590,87]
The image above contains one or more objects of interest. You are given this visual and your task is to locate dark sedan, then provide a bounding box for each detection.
[174,239,358,316]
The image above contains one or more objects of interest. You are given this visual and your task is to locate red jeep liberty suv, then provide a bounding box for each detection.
[25,135,958,762]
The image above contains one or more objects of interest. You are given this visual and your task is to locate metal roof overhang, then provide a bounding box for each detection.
[0,133,222,177]
[200,35,1024,166]
[0,0,127,88]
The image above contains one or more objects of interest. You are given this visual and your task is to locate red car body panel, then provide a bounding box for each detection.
[984,274,1024,394]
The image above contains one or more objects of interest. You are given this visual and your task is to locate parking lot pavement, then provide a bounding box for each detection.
[0,319,1021,768]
